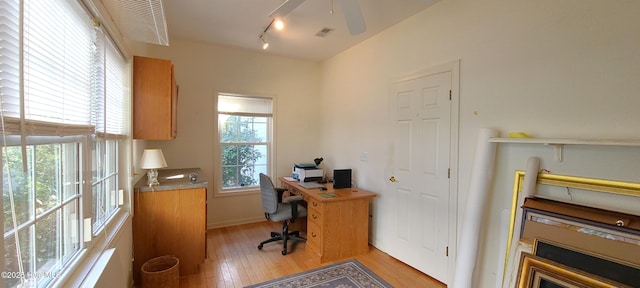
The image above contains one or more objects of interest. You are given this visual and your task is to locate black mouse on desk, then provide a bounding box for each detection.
[320,187,328,191]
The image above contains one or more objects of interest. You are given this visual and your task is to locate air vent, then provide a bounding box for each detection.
[315,27,334,38]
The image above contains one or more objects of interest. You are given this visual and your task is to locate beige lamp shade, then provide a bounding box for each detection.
[140,149,168,169]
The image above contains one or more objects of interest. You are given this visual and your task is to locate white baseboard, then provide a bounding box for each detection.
[207,217,266,230]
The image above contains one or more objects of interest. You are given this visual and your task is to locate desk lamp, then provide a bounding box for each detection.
[140,148,168,187]
[314,157,325,182]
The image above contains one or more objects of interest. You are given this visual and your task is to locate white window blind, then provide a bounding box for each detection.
[0,0,21,122]
[92,31,127,137]
[1,0,94,136]
[104,40,126,135]
[218,93,273,116]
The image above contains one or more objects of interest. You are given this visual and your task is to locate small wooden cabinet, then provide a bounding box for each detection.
[133,56,178,140]
[132,187,206,284]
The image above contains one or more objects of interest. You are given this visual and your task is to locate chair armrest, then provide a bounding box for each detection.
[276,188,287,202]
[283,195,305,220]
[282,195,304,203]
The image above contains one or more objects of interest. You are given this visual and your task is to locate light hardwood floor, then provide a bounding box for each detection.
[178,221,446,287]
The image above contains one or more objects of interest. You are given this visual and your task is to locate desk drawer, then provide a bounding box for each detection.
[306,220,322,254]
[287,186,299,194]
[307,205,323,227]
[308,198,324,210]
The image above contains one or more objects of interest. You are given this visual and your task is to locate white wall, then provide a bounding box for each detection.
[125,0,640,286]
[128,40,322,228]
[319,0,640,286]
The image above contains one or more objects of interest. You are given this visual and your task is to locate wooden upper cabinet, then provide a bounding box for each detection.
[133,56,177,140]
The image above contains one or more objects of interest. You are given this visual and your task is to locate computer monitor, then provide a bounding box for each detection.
[333,169,352,189]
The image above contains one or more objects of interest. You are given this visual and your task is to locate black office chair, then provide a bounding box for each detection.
[257,173,307,255]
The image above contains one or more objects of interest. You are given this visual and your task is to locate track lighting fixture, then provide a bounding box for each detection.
[259,34,269,50]
[258,0,365,50]
[258,17,282,50]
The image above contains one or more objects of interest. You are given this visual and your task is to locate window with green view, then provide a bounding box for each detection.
[217,94,273,191]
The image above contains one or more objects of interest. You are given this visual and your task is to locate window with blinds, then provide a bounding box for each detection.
[0,1,130,287]
[217,93,273,191]
[2,0,94,135]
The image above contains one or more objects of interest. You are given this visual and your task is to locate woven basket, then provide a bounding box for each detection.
[141,255,179,288]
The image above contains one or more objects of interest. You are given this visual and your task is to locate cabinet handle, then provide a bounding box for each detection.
[312,214,317,219]
[312,201,318,207]
[311,232,317,237]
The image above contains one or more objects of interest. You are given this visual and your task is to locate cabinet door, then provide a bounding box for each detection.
[133,56,176,139]
[171,188,206,275]
[132,188,206,284]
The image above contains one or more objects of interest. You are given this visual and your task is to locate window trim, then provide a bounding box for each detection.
[214,92,276,197]
[50,207,130,288]
[0,0,133,286]
[90,138,122,234]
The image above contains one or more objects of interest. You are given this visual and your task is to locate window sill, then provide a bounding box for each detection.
[51,208,132,288]
[214,187,260,198]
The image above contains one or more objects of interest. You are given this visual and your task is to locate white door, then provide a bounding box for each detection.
[387,71,452,284]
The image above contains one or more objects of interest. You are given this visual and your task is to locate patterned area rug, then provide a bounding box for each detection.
[244,259,393,288]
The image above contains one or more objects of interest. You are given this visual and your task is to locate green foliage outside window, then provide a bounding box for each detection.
[3,144,77,287]
[220,115,267,188]
[4,145,59,234]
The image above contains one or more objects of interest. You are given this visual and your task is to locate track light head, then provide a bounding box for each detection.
[259,34,269,50]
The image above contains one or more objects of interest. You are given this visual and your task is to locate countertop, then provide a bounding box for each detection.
[134,168,208,192]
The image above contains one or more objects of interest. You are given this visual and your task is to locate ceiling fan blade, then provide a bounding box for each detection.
[339,0,366,35]
[269,0,307,18]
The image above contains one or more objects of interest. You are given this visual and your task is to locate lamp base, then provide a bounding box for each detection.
[147,169,160,187]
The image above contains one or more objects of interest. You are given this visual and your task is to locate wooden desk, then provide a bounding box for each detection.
[279,177,376,262]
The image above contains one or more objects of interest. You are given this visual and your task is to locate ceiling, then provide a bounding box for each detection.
[160,0,439,61]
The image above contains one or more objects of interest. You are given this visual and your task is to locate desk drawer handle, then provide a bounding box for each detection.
[311,232,317,238]
[312,214,317,219]
[312,201,318,207]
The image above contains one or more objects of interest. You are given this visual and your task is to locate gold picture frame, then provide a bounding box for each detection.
[503,171,640,285]
[516,252,628,288]
[532,238,640,286]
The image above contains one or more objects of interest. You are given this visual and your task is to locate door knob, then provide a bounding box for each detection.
[389,176,397,182]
